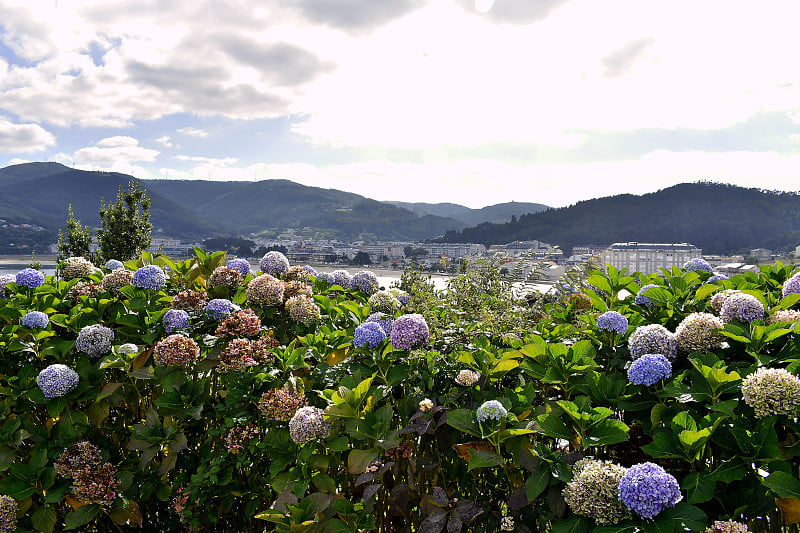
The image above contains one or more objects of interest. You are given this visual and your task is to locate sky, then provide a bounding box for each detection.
[1,0,800,209]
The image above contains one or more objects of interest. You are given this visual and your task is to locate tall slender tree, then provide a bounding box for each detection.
[97,180,152,261]
[56,204,93,260]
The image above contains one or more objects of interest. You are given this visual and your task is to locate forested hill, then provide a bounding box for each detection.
[437,182,800,255]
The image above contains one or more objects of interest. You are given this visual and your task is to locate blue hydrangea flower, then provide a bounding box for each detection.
[783,273,800,297]
[683,258,713,273]
[260,251,290,277]
[37,364,80,399]
[720,292,764,323]
[353,322,387,348]
[132,265,167,291]
[618,462,682,519]
[76,324,115,357]
[634,284,659,307]
[365,312,393,335]
[390,313,429,350]
[628,354,672,386]
[206,298,234,321]
[332,270,352,289]
[21,311,49,329]
[596,311,628,334]
[708,274,728,283]
[476,400,508,422]
[0,273,15,299]
[351,270,379,294]
[104,259,125,270]
[163,309,190,332]
[628,324,677,359]
[316,272,335,285]
[302,265,318,276]
[16,267,45,289]
[226,258,252,276]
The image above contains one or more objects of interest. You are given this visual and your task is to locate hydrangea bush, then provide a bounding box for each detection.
[0,249,799,532]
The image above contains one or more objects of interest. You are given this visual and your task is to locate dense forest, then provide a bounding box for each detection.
[438,182,800,255]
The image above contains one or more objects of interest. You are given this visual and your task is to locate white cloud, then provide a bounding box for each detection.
[0,117,56,153]
[155,135,173,147]
[176,127,208,137]
[174,155,238,165]
[96,135,139,147]
[69,137,159,175]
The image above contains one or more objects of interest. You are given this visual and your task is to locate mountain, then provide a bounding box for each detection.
[0,162,70,186]
[437,182,800,256]
[387,201,548,226]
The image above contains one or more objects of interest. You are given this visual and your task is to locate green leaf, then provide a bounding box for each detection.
[593,523,638,533]
[446,409,481,437]
[550,515,589,533]
[64,504,100,530]
[668,502,707,531]
[587,275,612,296]
[711,457,748,484]
[467,449,505,471]
[641,432,682,459]
[531,413,573,441]
[31,504,58,533]
[694,283,720,301]
[585,419,629,447]
[347,448,380,475]
[681,472,716,504]
[525,466,550,502]
[776,293,800,310]
[762,471,800,498]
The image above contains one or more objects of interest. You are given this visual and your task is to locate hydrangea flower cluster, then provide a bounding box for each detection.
[365,312,393,335]
[61,256,95,280]
[225,423,260,454]
[627,354,672,386]
[596,310,628,334]
[720,293,764,323]
[215,309,261,337]
[76,324,115,357]
[418,398,434,412]
[226,258,252,276]
[704,520,750,533]
[628,324,677,360]
[618,462,682,519]
[351,270,379,294]
[207,266,243,289]
[55,442,119,506]
[132,264,167,291]
[455,369,481,386]
[163,309,190,333]
[171,289,208,312]
[708,274,728,282]
[770,309,800,324]
[104,259,124,270]
[153,335,200,367]
[674,312,724,352]
[353,322,387,348]
[302,265,317,276]
[782,272,800,297]
[206,298,235,321]
[284,266,313,283]
[219,338,272,370]
[316,272,335,285]
[289,406,331,444]
[285,295,321,325]
[741,367,800,418]
[634,284,659,307]
[368,290,398,313]
[389,288,410,305]
[500,516,515,531]
[562,459,629,525]
[567,292,593,310]
[283,280,313,301]
[21,310,49,329]
[260,251,290,277]
[476,400,508,422]
[0,274,15,299]
[259,389,307,421]
[0,494,17,533]
[390,313,429,350]
[16,267,45,288]
[332,270,352,289]
[67,280,101,300]
[684,258,713,273]
[118,343,139,356]
[101,268,134,294]
[37,364,80,398]
[246,274,285,307]
[710,289,739,313]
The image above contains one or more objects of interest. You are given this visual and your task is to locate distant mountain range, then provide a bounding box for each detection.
[438,182,800,255]
[0,163,548,247]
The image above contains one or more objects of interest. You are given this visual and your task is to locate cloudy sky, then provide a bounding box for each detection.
[1,0,800,208]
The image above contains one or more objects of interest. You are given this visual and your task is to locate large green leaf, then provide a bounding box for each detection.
[762,471,800,498]
[585,419,629,447]
[446,409,481,437]
[532,414,573,441]
[467,450,505,471]
[524,466,551,502]
[681,472,716,504]
[550,515,590,533]
[64,504,100,530]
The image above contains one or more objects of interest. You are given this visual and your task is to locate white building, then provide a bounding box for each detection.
[602,242,701,274]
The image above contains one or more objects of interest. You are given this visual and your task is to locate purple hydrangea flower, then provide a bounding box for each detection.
[16,267,45,289]
[597,311,628,334]
[206,298,235,321]
[163,309,190,333]
[104,259,125,270]
[627,354,672,386]
[351,270,379,294]
[21,311,49,329]
[302,265,318,276]
[365,312,394,335]
[708,274,728,283]
[783,273,800,298]
[37,364,80,399]
[226,258,252,276]
[720,292,765,323]
[260,251,290,277]
[628,324,677,360]
[683,258,713,273]
[0,494,18,533]
[332,270,352,289]
[353,322,387,348]
[76,324,114,357]
[634,284,660,307]
[476,400,508,422]
[618,462,682,518]
[390,313,429,350]
[0,274,15,299]
[289,406,331,444]
[132,265,167,291]
[316,272,335,285]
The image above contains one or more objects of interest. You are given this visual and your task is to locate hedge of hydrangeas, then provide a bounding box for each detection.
[2,249,800,532]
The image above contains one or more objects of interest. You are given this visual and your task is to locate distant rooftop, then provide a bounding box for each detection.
[606,242,700,251]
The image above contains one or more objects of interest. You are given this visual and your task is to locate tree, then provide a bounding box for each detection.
[97,180,152,261]
[351,251,372,265]
[56,204,93,260]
